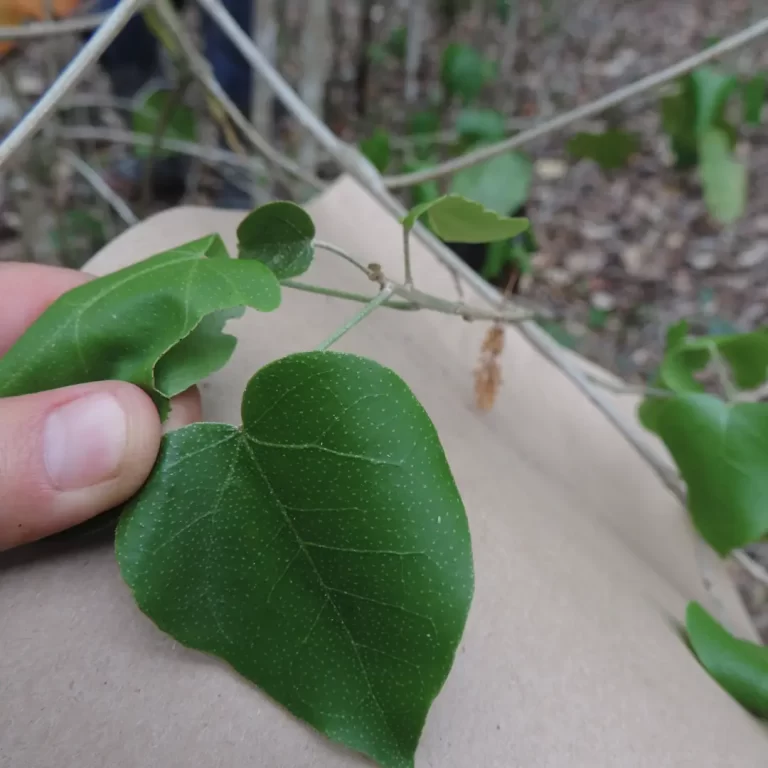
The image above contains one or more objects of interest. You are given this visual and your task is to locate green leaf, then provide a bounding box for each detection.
[691,67,739,134]
[402,194,529,243]
[0,235,280,416]
[237,201,316,280]
[566,130,639,171]
[455,108,506,143]
[699,128,746,225]
[360,129,392,173]
[440,43,495,104]
[408,109,441,136]
[743,74,766,125]
[661,79,699,168]
[132,87,197,158]
[651,393,768,554]
[116,351,474,768]
[449,151,532,216]
[686,601,768,717]
[385,25,407,60]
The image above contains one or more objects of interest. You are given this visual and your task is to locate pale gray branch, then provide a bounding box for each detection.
[384,15,768,189]
[55,124,266,175]
[60,148,138,225]
[0,0,148,170]
[0,13,108,40]
[153,0,324,192]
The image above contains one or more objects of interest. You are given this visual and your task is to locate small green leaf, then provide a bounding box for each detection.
[440,43,495,104]
[651,393,768,554]
[385,25,407,60]
[360,129,392,173]
[743,74,766,125]
[588,306,611,329]
[116,351,474,768]
[686,601,768,717]
[409,110,441,136]
[455,108,506,143]
[402,194,529,243]
[566,130,639,171]
[691,67,739,134]
[237,201,316,279]
[661,79,699,168]
[132,87,197,158]
[449,151,532,216]
[699,128,746,225]
[0,236,280,417]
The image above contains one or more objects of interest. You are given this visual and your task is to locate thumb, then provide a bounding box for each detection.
[0,382,162,551]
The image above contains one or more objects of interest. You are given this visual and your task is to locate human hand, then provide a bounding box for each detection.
[0,262,202,550]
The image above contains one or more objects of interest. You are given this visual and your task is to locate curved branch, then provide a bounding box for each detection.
[0,0,148,170]
[384,15,768,189]
[0,13,108,40]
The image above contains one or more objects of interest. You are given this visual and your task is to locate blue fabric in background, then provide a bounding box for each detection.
[90,0,254,115]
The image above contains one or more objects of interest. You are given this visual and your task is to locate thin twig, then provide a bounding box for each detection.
[733,550,768,588]
[384,15,768,189]
[314,241,536,325]
[141,76,192,210]
[587,375,673,400]
[0,13,108,41]
[0,0,148,170]
[316,285,396,351]
[282,280,416,309]
[55,125,266,175]
[60,149,138,225]
[403,227,413,287]
[153,0,324,192]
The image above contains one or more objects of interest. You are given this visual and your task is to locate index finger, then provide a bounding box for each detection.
[0,262,90,356]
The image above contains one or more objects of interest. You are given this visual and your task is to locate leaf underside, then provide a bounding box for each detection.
[0,235,281,417]
[116,351,475,768]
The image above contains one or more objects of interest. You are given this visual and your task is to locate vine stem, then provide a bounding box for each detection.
[316,285,396,351]
[312,241,537,324]
[0,13,108,40]
[282,280,416,310]
[383,14,768,189]
[403,227,413,287]
[0,0,148,170]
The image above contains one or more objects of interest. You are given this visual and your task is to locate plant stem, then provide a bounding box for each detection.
[383,15,768,189]
[141,76,191,211]
[314,240,374,278]
[282,280,416,309]
[403,227,414,287]
[0,0,148,170]
[316,285,396,351]
[0,13,108,40]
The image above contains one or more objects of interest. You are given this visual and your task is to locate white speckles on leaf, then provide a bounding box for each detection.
[116,351,474,768]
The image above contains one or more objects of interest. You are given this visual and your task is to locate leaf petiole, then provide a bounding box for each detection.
[316,284,396,351]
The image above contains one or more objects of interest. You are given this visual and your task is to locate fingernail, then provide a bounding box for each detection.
[43,393,127,490]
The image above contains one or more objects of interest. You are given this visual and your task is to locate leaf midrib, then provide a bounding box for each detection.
[240,434,413,765]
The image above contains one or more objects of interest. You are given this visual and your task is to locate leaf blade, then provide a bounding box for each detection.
[116,351,474,768]
[686,601,768,717]
[237,201,316,279]
[403,194,529,242]
[0,235,281,414]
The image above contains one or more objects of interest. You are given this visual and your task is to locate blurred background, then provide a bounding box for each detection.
[1,0,768,633]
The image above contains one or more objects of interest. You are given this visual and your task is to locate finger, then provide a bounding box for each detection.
[0,262,89,354]
[0,381,161,551]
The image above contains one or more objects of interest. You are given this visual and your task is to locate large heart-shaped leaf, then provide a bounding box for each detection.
[116,351,474,768]
[699,128,747,225]
[449,151,532,216]
[403,194,529,242]
[0,235,280,416]
[237,201,316,279]
[650,393,768,554]
[686,601,768,717]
